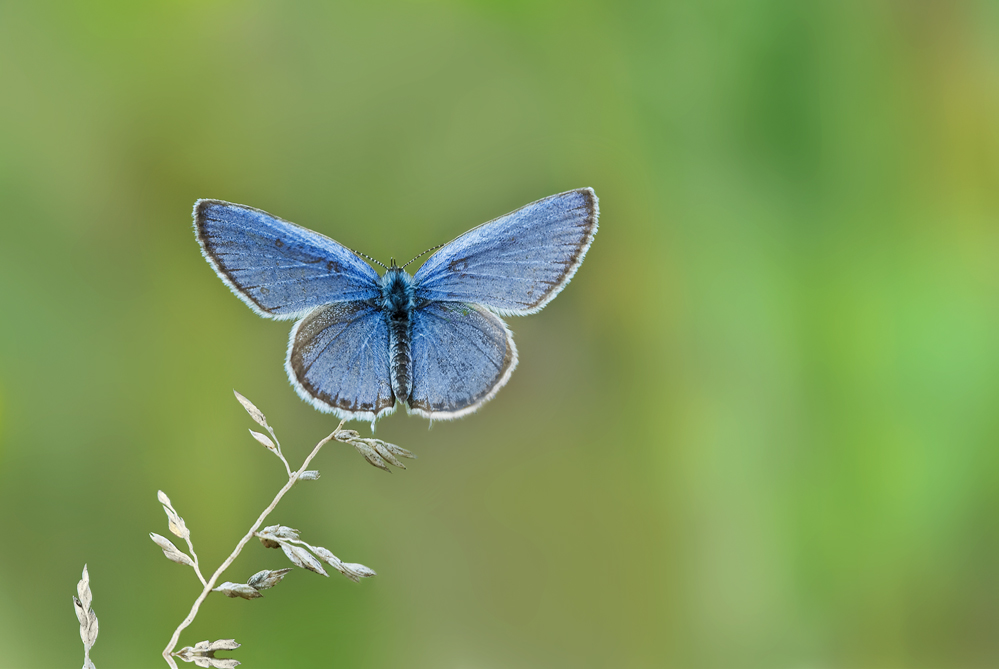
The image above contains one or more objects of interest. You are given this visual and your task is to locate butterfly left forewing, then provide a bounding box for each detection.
[195,200,381,319]
[407,302,517,420]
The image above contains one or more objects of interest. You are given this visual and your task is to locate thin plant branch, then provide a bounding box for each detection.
[160,421,343,668]
[182,533,207,587]
[265,422,293,478]
[74,391,410,665]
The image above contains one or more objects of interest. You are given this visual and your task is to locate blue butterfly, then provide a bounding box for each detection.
[194,188,598,423]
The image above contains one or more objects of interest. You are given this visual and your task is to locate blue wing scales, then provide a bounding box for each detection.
[195,200,381,319]
[286,302,396,422]
[413,188,598,315]
[407,302,517,419]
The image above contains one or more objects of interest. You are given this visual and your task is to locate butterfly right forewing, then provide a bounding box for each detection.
[412,188,598,316]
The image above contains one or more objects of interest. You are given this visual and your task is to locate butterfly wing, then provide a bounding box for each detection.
[194,199,382,319]
[412,188,598,315]
[286,302,396,422]
[407,301,517,420]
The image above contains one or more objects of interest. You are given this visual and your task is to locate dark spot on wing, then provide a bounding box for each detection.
[260,287,270,295]
[327,260,341,273]
[449,257,470,274]
[275,239,284,248]
[408,396,431,412]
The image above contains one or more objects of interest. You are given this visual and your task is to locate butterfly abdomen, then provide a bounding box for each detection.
[381,268,415,402]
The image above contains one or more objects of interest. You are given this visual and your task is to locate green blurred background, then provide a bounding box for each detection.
[1,1,998,667]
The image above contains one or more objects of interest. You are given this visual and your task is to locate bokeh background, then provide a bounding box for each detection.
[1,1,998,667]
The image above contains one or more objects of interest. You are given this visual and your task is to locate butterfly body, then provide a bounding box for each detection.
[194,188,598,423]
[380,266,416,402]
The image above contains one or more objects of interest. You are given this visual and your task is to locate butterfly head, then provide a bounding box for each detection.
[380,260,415,315]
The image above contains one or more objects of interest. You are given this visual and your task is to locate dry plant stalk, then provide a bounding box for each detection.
[72,390,415,667]
[73,564,98,669]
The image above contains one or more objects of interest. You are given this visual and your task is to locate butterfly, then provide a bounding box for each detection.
[193,188,598,423]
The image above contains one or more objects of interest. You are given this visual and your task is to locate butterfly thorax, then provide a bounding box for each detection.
[380,267,416,402]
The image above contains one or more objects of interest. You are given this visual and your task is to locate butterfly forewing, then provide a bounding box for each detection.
[407,302,517,419]
[412,188,598,316]
[287,302,396,422]
[195,200,381,319]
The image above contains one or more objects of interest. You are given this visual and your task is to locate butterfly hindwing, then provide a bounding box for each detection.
[286,302,396,422]
[412,188,598,316]
[407,301,517,419]
[195,200,381,319]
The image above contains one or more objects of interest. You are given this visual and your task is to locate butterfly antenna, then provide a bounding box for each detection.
[352,249,388,270]
[402,244,445,269]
